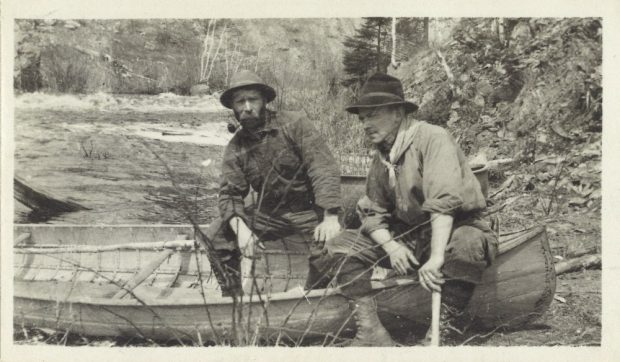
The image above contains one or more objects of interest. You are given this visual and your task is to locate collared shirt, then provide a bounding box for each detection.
[357,120,487,235]
[218,110,341,224]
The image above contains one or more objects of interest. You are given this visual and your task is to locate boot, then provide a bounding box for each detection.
[421,281,475,346]
[349,295,396,347]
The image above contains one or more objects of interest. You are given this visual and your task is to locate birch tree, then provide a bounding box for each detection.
[200,19,228,87]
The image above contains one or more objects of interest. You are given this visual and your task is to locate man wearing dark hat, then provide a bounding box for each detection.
[205,69,342,296]
[324,73,498,346]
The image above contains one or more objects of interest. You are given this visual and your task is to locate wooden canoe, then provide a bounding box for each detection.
[13,223,555,344]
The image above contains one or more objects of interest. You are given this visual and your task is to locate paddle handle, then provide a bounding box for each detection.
[113,248,175,299]
[431,290,441,346]
[14,233,31,247]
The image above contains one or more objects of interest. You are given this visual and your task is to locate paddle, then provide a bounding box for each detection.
[430,290,441,346]
[14,233,31,247]
[113,248,175,299]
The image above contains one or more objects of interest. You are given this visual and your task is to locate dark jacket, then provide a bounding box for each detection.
[218,110,341,224]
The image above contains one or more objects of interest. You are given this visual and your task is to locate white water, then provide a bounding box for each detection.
[15,92,227,113]
[17,92,234,146]
[128,122,232,146]
[61,121,233,146]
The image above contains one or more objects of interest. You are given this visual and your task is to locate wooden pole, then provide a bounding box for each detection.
[430,291,441,346]
[14,239,196,254]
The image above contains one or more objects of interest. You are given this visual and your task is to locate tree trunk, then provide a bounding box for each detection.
[377,23,381,72]
[423,18,429,46]
[391,17,397,68]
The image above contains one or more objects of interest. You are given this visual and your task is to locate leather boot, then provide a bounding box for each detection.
[349,295,396,346]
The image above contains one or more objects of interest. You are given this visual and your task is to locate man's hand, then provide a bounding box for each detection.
[418,255,445,292]
[419,212,453,292]
[383,240,420,275]
[313,213,341,243]
[369,229,419,275]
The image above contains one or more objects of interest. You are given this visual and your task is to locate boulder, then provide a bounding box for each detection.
[190,82,210,96]
[64,20,81,30]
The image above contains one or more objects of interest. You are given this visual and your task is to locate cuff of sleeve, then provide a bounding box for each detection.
[421,197,463,215]
[324,206,341,215]
[315,195,342,212]
[360,216,389,235]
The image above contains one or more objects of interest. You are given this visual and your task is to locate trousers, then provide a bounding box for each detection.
[322,216,498,298]
[203,207,328,295]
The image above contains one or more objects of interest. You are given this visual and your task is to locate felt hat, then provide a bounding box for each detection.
[219,70,276,109]
[346,73,418,114]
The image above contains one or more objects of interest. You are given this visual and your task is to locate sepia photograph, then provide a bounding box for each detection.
[1,0,618,360]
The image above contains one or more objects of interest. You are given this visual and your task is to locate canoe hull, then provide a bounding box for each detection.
[13,224,555,343]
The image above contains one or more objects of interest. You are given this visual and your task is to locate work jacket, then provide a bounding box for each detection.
[218,110,341,225]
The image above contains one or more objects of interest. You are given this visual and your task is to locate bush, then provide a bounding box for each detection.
[40,45,92,93]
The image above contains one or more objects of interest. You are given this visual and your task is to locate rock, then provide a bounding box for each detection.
[476,80,494,97]
[190,83,211,96]
[447,111,460,126]
[568,197,588,207]
[64,20,81,30]
[473,94,485,107]
[511,21,532,41]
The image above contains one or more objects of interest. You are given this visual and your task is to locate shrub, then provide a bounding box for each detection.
[40,45,92,93]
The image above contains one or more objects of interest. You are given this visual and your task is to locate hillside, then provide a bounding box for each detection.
[15,18,358,95]
[393,18,601,253]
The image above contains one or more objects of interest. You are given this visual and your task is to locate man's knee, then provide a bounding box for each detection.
[447,226,488,262]
[443,225,497,284]
[328,252,374,298]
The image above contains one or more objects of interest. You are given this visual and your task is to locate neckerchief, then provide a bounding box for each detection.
[378,117,421,188]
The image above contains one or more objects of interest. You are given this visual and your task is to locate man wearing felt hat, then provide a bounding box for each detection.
[324,73,498,346]
[205,69,342,296]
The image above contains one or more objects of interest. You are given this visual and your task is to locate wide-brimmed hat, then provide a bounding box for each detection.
[219,70,276,109]
[346,73,418,114]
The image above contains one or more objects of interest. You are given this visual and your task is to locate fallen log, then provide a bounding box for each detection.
[14,176,89,213]
[487,158,514,168]
[554,254,601,275]
[566,246,598,259]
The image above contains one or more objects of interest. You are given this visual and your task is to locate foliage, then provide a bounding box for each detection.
[40,45,92,93]
[342,17,393,87]
[342,17,430,87]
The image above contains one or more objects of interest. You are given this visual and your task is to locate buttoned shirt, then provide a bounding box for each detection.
[358,120,487,235]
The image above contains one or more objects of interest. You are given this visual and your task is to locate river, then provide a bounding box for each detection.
[14,93,232,224]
